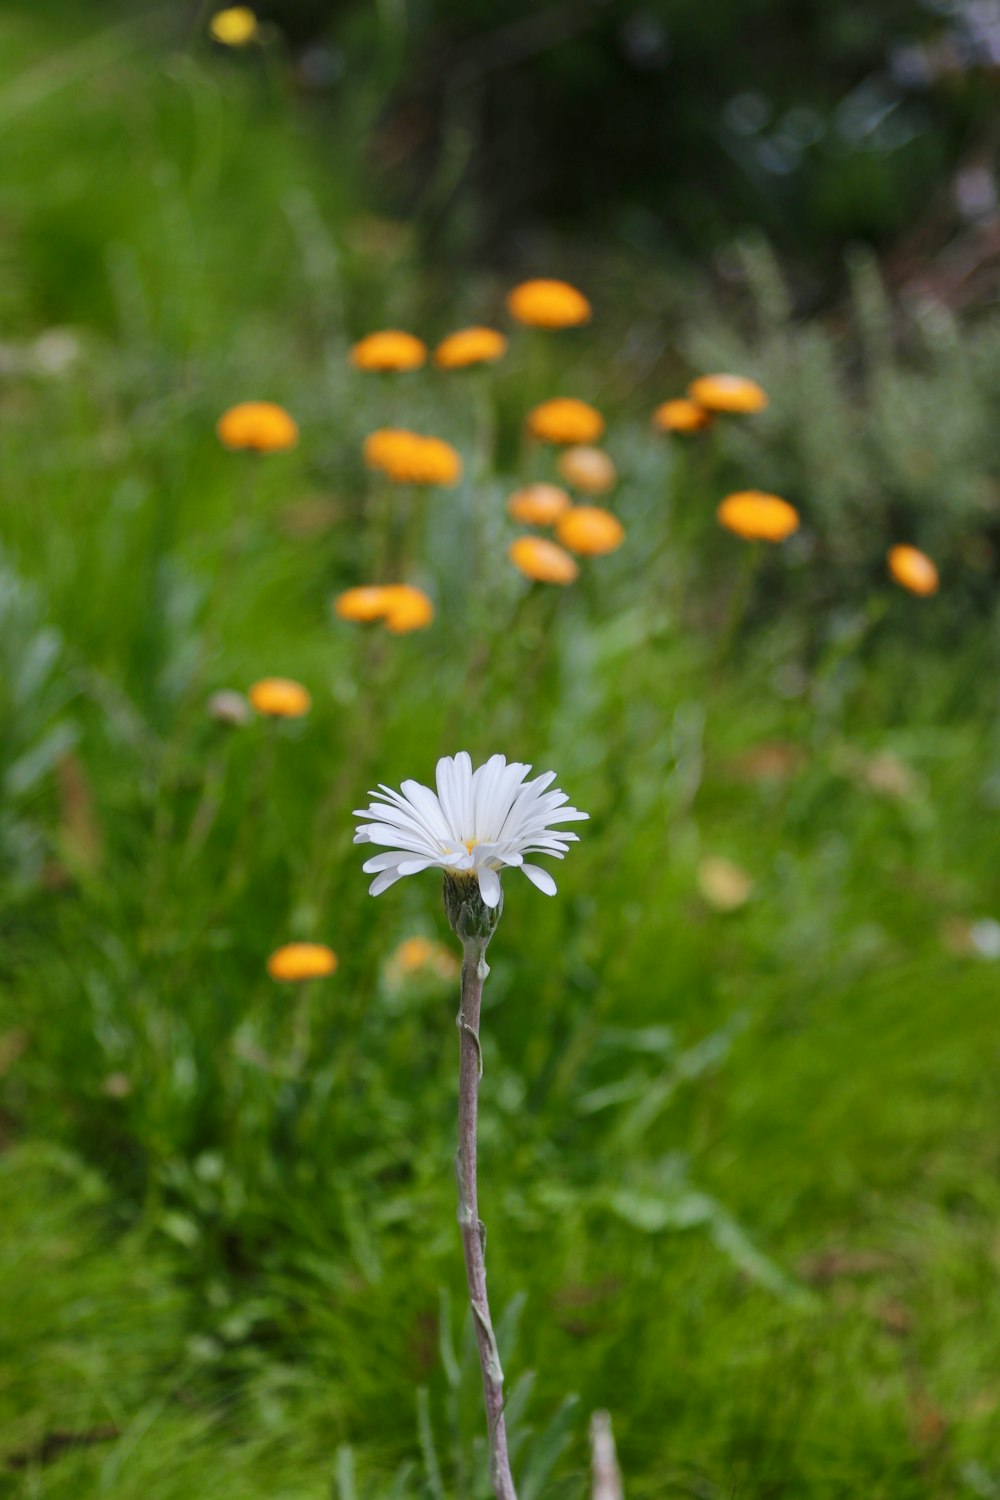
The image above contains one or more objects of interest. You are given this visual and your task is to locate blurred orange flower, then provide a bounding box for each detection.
[333,583,434,632]
[717,491,799,542]
[888,545,939,596]
[509,536,579,585]
[363,428,409,469]
[652,398,713,434]
[394,935,435,972]
[350,330,427,372]
[363,429,462,486]
[334,586,392,622]
[248,677,311,717]
[507,279,591,329]
[434,326,508,369]
[380,584,435,633]
[267,943,338,981]
[697,856,754,911]
[557,445,617,494]
[387,935,460,985]
[556,506,625,556]
[217,401,298,453]
[526,398,604,445]
[506,483,571,526]
[688,374,768,414]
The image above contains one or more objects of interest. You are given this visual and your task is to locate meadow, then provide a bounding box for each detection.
[2,6,1000,1498]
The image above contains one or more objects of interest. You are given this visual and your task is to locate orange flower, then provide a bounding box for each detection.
[652,398,713,434]
[508,536,579,585]
[506,483,571,526]
[394,935,435,972]
[434,326,508,370]
[526,398,604,446]
[507,279,592,329]
[332,583,434,632]
[334,586,391,623]
[717,491,799,543]
[688,374,768,414]
[363,428,410,469]
[556,506,625,557]
[387,935,459,984]
[557,445,617,495]
[267,943,338,982]
[380,584,435,633]
[209,6,258,45]
[363,428,462,486]
[349,330,427,373]
[888,544,939,597]
[217,401,298,453]
[248,677,311,717]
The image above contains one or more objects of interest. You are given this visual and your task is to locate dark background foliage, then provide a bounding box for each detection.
[232,0,1000,288]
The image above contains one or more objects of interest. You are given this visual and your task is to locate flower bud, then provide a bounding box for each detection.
[443,872,504,946]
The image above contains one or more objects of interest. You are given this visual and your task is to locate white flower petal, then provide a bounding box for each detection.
[472,843,522,869]
[398,779,451,841]
[369,868,406,896]
[354,822,440,856]
[434,755,461,839]
[362,851,410,873]
[478,865,502,907]
[396,857,443,876]
[471,753,506,840]
[521,863,557,895]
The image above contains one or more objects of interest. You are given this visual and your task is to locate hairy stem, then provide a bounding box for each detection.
[455,938,518,1500]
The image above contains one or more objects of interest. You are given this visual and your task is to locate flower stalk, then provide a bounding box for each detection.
[454,918,518,1500]
[355,753,586,1500]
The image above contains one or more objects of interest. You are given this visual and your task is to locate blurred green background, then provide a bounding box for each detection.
[2,2,1000,1497]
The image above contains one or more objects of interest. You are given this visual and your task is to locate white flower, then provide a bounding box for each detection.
[354,751,588,907]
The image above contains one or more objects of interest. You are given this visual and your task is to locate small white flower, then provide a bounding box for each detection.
[354,751,588,907]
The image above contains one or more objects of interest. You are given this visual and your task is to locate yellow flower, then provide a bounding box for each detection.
[349,330,427,372]
[248,677,311,718]
[506,483,571,527]
[209,6,258,46]
[688,374,768,414]
[267,943,338,981]
[652,398,713,434]
[434,326,508,370]
[217,401,298,453]
[888,544,939,597]
[717,491,799,543]
[556,506,625,557]
[363,428,462,486]
[380,584,435,634]
[507,279,592,329]
[557,445,617,495]
[508,536,579,585]
[526,398,604,446]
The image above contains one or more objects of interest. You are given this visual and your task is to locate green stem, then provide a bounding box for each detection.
[716,542,762,670]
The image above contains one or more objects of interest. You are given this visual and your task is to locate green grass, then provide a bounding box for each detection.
[2,6,1000,1497]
